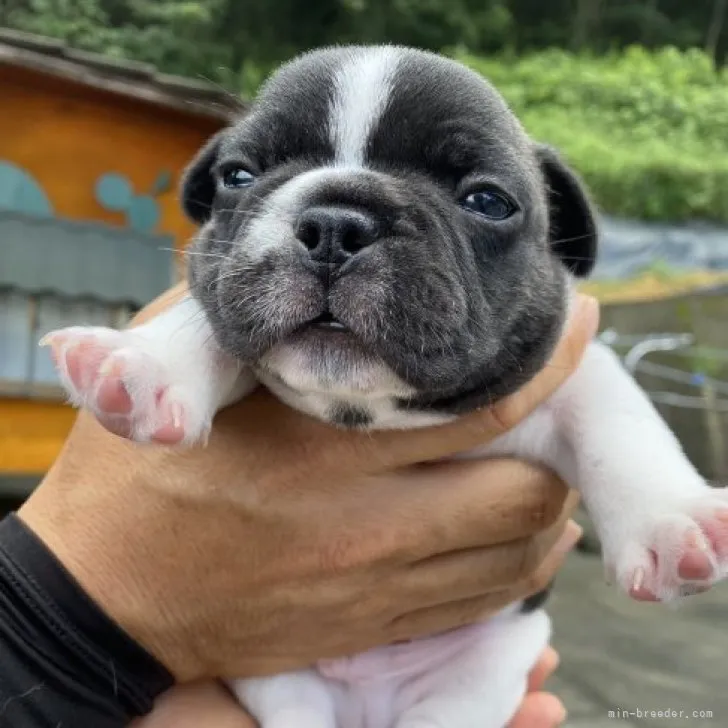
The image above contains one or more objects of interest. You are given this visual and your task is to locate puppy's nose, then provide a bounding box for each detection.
[295,206,378,262]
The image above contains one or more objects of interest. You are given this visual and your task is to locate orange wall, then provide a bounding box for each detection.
[0,66,225,476]
[0,400,77,475]
[0,65,223,245]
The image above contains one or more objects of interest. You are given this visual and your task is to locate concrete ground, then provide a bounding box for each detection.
[547,550,727,727]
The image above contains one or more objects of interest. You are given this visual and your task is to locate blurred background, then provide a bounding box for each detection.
[1,1,728,725]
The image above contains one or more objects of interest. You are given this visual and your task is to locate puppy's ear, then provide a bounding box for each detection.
[181,131,224,224]
[536,145,598,278]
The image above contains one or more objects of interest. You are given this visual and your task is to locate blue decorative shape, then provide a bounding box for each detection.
[127,195,160,232]
[150,170,172,196]
[94,171,165,233]
[691,372,707,386]
[0,161,53,217]
[95,173,133,211]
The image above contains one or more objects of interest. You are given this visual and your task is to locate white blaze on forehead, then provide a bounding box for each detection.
[330,47,402,167]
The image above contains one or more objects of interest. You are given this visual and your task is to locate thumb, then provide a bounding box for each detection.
[362,294,600,469]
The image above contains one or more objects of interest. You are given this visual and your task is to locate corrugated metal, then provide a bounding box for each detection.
[0,291,31,381]
[31,298,114,385]
[0,210,174,306]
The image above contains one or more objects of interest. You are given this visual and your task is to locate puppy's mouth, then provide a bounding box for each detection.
[300,309,350,333]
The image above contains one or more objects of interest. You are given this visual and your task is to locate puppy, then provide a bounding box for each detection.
[44,46,728,728]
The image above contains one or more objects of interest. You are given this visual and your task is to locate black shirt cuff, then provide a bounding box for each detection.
[0,513,174,727]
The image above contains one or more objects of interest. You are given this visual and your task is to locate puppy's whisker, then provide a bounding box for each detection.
[194,72,246,110]
[550,232,595,246]
[500,344,524,374]
[183,250,232,261]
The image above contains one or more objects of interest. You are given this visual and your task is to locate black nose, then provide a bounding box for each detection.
[295,206,379,263]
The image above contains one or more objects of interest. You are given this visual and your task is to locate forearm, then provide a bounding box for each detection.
[0,514,173,727]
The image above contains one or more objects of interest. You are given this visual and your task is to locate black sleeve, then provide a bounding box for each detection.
[0,513,174,727]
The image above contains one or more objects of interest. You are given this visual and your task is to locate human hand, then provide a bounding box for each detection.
[132,647,566,728]
[19,284,597,682]
[509,646,566,728]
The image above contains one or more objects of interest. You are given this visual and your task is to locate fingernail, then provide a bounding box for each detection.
[98,359,114,377]
[547,648,561,673]
[632,567,645,593]
[692,531,710,553]
[38,333,59,348]
[536,697,568,727]
[170,402,183,429]
[554,522,583,556]
[553,703,568,725]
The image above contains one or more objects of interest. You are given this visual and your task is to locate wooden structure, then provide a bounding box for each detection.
[0,28,241,491]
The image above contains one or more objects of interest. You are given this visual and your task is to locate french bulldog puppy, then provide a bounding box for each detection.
[43,46,728,728]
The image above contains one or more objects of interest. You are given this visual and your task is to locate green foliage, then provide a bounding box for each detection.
[4,0,112,47]
[457,46,728,222]
[4,1,728,222]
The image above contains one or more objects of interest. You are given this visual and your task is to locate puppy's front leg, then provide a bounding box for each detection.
[43,295,255,445]
[544,340,728,601]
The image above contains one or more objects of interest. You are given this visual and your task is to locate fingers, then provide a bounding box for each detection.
[130,681,255,728]
[527,646,560,693]
[396,502,582,610]
[512,519,582,602]
[386,591,519,642]
[380,459,575,561]
[487,296,599,452]
[508,692,567,728]
[512,648,567,727]
[386,519,582,641]
[358,294,599,470]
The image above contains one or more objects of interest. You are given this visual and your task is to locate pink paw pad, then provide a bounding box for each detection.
[41,327,209,445]
[617,500,728,602]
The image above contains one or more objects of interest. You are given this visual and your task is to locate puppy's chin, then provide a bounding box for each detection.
[257,330,416,399]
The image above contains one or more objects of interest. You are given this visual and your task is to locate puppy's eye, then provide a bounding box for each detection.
[222,167,255,189]
[461,191,516,221]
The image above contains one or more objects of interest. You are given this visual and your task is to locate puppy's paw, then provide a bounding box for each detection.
[611,492,728,602]
[41,326,213,445]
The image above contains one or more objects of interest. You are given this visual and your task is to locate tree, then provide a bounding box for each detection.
[705,0,727,62]
[571,0,604,50]
[3,0,112,49]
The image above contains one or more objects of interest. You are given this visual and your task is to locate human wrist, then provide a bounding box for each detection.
[0,512,175,723]
[18,449,204,682]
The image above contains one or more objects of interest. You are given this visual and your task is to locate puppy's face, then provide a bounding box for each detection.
[184,46,597,426]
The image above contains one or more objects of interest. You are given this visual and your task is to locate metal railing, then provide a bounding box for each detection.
[598,328,728,412]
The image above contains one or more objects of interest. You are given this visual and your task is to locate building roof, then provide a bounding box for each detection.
[1,209,174,308]
[0,27,245,121]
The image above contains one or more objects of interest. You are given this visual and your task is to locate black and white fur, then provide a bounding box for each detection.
[44,46,728,728]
